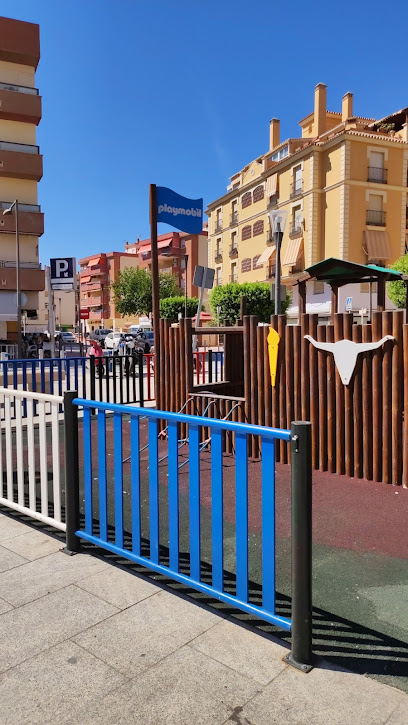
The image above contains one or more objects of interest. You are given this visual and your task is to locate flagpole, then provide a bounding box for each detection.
[149,183,160,404]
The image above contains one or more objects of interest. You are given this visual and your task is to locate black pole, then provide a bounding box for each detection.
[138,349,144,407]
[63,390,80,555]
[285,420,313,671]
[150,183,160,405]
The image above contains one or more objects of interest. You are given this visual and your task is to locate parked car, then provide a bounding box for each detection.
[134,330,154,353]
[104,332,124,350]
[91,328,111,346]
[60,331,76,344]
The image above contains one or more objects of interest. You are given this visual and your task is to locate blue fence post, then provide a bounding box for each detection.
[285,420,313,672]
[63,391,80,555]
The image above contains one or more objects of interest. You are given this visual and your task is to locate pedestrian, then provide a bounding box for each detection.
[87,337,104,376]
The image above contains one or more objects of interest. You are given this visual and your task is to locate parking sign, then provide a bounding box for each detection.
[50,258,75,290]
[346,296,352,311]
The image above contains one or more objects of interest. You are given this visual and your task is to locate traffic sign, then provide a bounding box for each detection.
[193,266,215,290]
[79,309,90,320]
[346,296,352,312]
[50,257,75,290]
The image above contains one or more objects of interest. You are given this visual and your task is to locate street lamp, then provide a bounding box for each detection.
[269,209,287,315]
[3,200,22,357]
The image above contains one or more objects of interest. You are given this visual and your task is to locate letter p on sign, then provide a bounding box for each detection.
[56,259,69,277]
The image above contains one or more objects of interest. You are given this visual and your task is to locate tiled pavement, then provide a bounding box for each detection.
[0,511,407,725]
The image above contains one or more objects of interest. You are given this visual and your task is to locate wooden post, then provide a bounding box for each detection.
[362,324,372,481]
[308,314,319,470]
[249,315,259,457]
[343,313,353,478]
[243,315,251,432]
[372,311,382,481]
[382,311,393,483]
[298,281,306,319]
[278,315,287,463]
[377,278,385,312]
[293,324,302,421]
[403,325,408,488]
[352,324,363,480]
[317,325,327,472]
[263,325,272,429]
[326,324,336,473]
[334,314,345,474]
[300,314,310,422]
[285,324,294,464]
[149,183,160,405]
[392,311,403,485]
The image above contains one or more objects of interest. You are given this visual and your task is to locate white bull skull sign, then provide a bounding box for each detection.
[304,335,394,385]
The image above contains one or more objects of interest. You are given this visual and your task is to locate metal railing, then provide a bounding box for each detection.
[65,399,312,668]
[214,221,223,233]
[0,200,41,213]
[267,193,279,209]
[214,252,223,262]
[193,350,224,386]
[0,81,39,95]
[367,166,388,184]
[230,212,238,226]
[0,140,39,154]
[229,245,238,258]
[290,181,303,199]
[289,223,303,238]
[229,274,238,283]
[0,387,66,531]
[366,209,386,226]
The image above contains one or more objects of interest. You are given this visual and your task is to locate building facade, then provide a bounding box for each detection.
[206,84,408,315]
[125,229,208,298]
[0,16,44,340]
[78,251,140,330]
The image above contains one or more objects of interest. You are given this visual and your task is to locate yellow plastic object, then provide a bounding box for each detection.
[267,327,280,387]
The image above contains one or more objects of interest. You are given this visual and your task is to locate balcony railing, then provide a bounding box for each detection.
[367,166,388,184]
[229,245,238,258]
[290,181,303,199]
[229,274,238,283]
[289,222,303,238]
[0,81,39,96]
[266,231,275,246]
[0,140,39,154]
[265,266,276,280]
[267,193,279,209]
[0,200,41,213]
[214,221,223,233]
[366,209,386,226]
[230,212,238,226]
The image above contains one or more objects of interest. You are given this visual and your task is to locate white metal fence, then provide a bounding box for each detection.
[0,387,66,531]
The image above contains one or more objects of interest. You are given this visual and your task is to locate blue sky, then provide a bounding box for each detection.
[2,0,408,264]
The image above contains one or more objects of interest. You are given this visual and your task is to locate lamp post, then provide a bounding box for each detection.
[269,209,287,315]
[3,200,22,357]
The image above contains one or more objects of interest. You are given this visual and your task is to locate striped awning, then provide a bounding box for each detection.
[363,230,391,261]
[266,174,278,196]
[257,245,276,266]
[282,238,303,267]
[89,257,102,266]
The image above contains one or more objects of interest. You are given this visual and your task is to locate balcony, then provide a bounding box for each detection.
[267,193,279,209]
[80,267,108,278]
[265,266,276,280]
[214,221,223,233]
[230,212,238,226]
[0,201,44,236]
[214,252,223,263]
[0,87,41,125]
[367,166,388,184]
[229,245,238,259]
[229,274,238,283]
[0,143,43,181]
[289,222,303,239]
[290,181,303,199]
[0,265,44,291]
[266,231,275,246]
[366,209,386,227]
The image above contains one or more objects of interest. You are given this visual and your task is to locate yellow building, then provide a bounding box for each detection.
[207,84,408,314]
[0,16,45,340]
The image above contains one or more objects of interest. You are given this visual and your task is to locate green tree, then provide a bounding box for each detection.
[112,267,181,317]
[160,296,201,322]
[387,253,408,308]
[209,282,291,324]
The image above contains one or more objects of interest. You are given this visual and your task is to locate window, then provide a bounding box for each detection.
[231,231,237,249]
[367,194,385,226]
[313,281,325,295]
[215,238,222,257]
[230,262,238,283]
[368,151,386,183]
[216,266,222,286]
[293,165,302,193]
[242,225,252,241]
[269,145,289,162]
[241,191,252,209]
[253,219,264,237]
[253,185,264,203]
[291,205,303,235]
[215,209,222,231]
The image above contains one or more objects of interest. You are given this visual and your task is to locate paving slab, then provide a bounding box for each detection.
[0,596,13,614]
[0,640,128,725]
[75,564,158,609]
[0,550,109,607]
[59,645,261,725]
[189,618,289,686]
[73,588,220,677]
[0,542,27,572]
[0,528,63,560]
[0,513,31,541]
[385,701,408,725]
[240,661,406,725]
[0,584,118,673]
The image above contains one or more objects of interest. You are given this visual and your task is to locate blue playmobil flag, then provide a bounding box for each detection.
[156,187,203,235]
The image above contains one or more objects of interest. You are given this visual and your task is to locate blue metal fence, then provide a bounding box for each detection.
[72,398,292,630]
